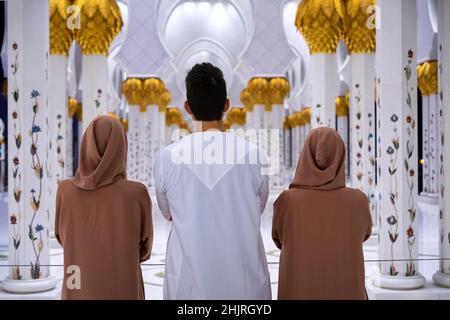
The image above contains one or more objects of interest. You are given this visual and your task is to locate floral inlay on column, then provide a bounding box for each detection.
[29,89,44,279]
[10,42,22,280]
[354,84,364,190]
[56,114,65,184]
[95,89,102,110]
[404,49,417,276]
[367,111,376,213]
[377,77,382,235]
[438,43,450,273]
[386,113,400,276]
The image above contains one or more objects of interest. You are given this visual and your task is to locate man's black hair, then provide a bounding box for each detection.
[185,63,227,121]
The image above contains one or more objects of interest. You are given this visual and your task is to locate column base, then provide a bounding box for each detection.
[433,272,450,288]
[418,193,439,204]
[372,272,425,290]
[2,276,57,294]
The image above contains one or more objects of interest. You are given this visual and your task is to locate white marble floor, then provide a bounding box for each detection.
[0,191,449,299]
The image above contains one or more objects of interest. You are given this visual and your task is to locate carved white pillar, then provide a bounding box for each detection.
[433,0,450,287]
[310,54,338,128]
[290,115,300,168]
[270,105,285,187]
[48,55,68,235]
[4,0,56,293]
[422,95,431,194]
[159,108,166,150]
[48,1,73,235]
[336,95,350,177]
[143,105,159,188]
[80,56,108,131]
[126,106,142,182]
[75,0,122,131]
[429,94,439,195]
[418,60,439,198]
[374,0,425,289]
[349,54,377,219]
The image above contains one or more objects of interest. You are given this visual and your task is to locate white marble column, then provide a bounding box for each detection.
[81,56,108,131]
[374,0,425,289]
[428,94,439,195]
[336,97,349,178]
[349,54,377,217]
[4,0,56,293]
[48,55,68,234]
[159,108,167,150]
[433,0,450,287]
[290,114,300,168]
[75,1,122,131]
[126,106,142,182]
[270,105,285,187]
[418,60,439,199]
[310,54,338,128]
[422,95,431,194]
[143,105,159,188]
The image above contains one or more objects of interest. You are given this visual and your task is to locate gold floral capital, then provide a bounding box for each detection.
[74,0,123,55]
[226,107,246,127]
[335,94,350,117]
[343,0,376,54]
[302,107,312,124]
[50,0,75,55]
[122,78,170,112]
[240,89,254,112]
[68,97,82,121]
[417,60,438,97]
[295,0,345,54]
[245,77,290,112]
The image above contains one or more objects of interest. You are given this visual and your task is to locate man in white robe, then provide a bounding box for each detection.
[154,63,271,300]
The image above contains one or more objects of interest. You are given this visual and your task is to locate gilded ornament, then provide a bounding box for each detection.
[73,0,123,55]
[50,0,75,55]
[335,94,350,117]
[295,0,345,54]
[417,60,438,96]
[343,0,376,54]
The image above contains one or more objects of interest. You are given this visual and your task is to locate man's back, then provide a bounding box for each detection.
[154,131,271,300]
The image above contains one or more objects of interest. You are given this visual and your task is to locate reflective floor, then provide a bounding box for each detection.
[0,191,447,299]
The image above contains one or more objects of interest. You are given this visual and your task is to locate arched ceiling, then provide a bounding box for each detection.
[163,2,248,60]
[115,0,298,107]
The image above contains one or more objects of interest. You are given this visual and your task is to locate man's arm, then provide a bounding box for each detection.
[154,151,172,221]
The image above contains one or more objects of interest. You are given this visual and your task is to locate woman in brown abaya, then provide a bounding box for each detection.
[55,115,153,300]
[273,127,372,300]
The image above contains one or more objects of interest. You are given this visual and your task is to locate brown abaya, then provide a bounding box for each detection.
[55,116,153,300]
[272,127,372,300]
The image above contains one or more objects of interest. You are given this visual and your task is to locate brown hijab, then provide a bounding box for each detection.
[273,127,372,300]
[72,115,127,190]
[290,127,346,190]
[56,115,152,300]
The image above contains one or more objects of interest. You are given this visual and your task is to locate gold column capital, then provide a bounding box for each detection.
[226,107,246,127]
[74,0,123,55]
[343,0,376,54]
[295,0,345,54]
[302,107,312,124]
[245,77,290,112]
[267,77,290,110]
[240,88,254,112]
[417,60,438,97]
[50,0,75,55]
[121,78,144,109]
[122,77,170,112]
[68,97,82,121]
[335,94,350,117]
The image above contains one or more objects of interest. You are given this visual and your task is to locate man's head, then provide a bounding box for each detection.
[185,63,230,122]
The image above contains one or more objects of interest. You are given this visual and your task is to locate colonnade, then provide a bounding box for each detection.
[3,0,450,296]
